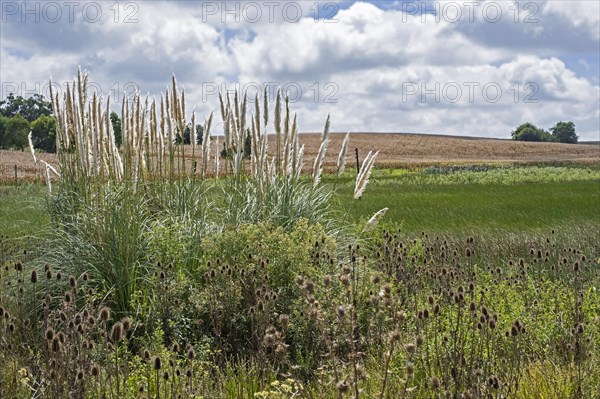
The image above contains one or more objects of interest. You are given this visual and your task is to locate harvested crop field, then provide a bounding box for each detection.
[300,133,600,170]
[2,133,599,182]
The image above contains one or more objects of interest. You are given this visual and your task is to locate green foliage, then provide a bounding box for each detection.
[0,93,52,122]
[30,114,56,152]
[110,111,122,147]
[511,122,551,142]
[1,113,30,150]
[550,121,578,144]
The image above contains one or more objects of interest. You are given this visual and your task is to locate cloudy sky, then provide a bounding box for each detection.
[1,0,599,140]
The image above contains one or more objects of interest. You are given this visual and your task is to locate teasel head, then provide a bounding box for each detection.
[46,269,52,280]
[30,270,38,284]
[405,361,414,375]
[339,274,350,286]
[143,349,151,361]
[45,327,54,341]
[279,314,289,330]
[172,342,180,353]
[99,307,110,322]
[82,272,89,282]
[153,356,162,370]
[64,291,72,303]
[336,380,349,394]
[91,364,100,377]
[52,336,61,352]
[76,369,85,382]
[163,371,169,381]
[336,305,346,318]
[187,348,196,360]
[111,321,124,342]
[431,376,441,389]
[69,275,77,289]
[121,317,131,331]
[15,261,23,272]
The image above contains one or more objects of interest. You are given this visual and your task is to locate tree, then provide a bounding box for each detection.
[511,122,550,142]
[2,114,30,150]
[244,128,252,159]
[0,115,7,148]
[0,93,52,122]
[110,112,122,147]
[31,115,57,152]
[183,123,203,145]
[550,121,578,144]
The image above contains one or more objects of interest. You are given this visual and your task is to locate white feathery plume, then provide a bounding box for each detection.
[364,207,388,231]
[311,114,330,188]
[354,150,379,199]
[337,132,350,176]
[28,131,37,165]
[294,144,305,179]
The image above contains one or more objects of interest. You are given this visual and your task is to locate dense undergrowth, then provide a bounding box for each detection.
[1,222,599,398]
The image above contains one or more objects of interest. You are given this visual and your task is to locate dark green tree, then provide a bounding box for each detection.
[0,115,7,148]
[30,114,56,152]
[183,123,204,145]
[2,114,30,150]
[511,122,551,142]
[110,112,122,147]
[244,128,252,159]
[0,93,52,122]
[550,121,578,144]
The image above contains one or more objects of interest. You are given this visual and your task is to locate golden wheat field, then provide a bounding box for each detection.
[2,133,599,182]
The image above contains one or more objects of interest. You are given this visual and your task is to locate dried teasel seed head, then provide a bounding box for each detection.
[69,276,77,289]
[172,343,180,353]
[100,307,110,322]
[15,262,23,272]
[111,322,124,342]
[30,270,38,284]
[336,381,349,393]
[91,364,100,377]
[163,371,169,380]
[153,356,162,370]
[77,369,85,381]
[187,348,196,360]
[52,336,61,352]
[431,376,440,388]
[45,327,54,341]
[336,305,346,318]
[143,349,151,360]
[64,292,72,303]
[405,343,416,354]
[405,361,414,374]
[121,317,131,330]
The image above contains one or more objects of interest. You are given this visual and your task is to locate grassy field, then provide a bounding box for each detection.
[331,168,600,235]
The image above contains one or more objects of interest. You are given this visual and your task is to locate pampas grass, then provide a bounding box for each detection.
[337,132,350,176]
[354,150,379,199]
[312,114,330,188]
